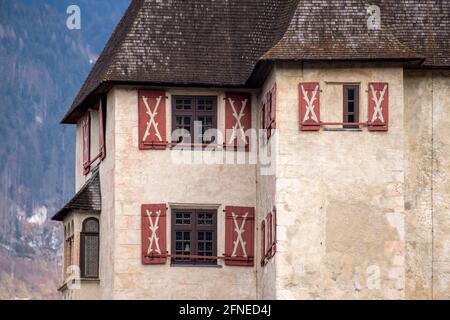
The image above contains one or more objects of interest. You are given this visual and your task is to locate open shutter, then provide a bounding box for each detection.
[99,98,106,160]
[138,90,167,150]
[271,83,277,130]
[141,204,167,265]
[267,212,273,258]
[272,207,277,258]
[266,91,272,140]
[82,112,90,175]
[259,99,265,144]
[368,83,389,132]
[225,93,252,149]
[266,91,271,131]
[260,220,266,267]
[225,206,255,266]
[299,82,321,131]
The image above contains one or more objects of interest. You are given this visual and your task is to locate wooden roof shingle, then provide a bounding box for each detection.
[62,0,449,124]
[52,170,101,221]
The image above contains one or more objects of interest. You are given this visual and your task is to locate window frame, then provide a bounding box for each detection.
[171,96,218,145]
[343,85,360,128]
[171,209,218,266]
[80,218,100,279]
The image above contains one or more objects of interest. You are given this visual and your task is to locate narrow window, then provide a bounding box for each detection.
[171,209,217,265]
[343,85,360,128]
[80,218,100,278]
[172,96,217,144]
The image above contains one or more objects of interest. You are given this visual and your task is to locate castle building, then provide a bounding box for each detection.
[53,0,450,300]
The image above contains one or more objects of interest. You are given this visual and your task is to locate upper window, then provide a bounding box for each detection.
[80,218,100,278]
[343,85,360,128]
[172,96,218,144]
[171,209,217,266]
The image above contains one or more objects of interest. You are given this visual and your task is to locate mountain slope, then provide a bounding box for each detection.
[0,0,130,299]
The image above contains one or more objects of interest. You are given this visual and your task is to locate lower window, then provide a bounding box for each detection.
[171,209,217,265]
[80,218,100,278]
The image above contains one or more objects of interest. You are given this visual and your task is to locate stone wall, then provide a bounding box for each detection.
[404,70,450,299]
[68,65,449,300]
[274,62,406,299]
[256,68,278,299]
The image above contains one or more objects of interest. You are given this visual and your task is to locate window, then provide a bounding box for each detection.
[80,218,99,278]
[172,96,217,144]
[171,209,217,265]
[64,223,74,277]
[343,85,360,128]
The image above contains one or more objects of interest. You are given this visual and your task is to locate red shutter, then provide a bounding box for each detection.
[82,112,90,175]
[259,99,265,144]
[368,83,389,132]
[260,220,266,267]
[141,204,167,265]
[225,206,255,266]
[271,83,277,130]
[299,82,321,131]
[138,90,167,150]
[272,207,277,258]
[225,93,252,149]
[266,91,271,131]
[266,212,273,258]
[99,99,106,161]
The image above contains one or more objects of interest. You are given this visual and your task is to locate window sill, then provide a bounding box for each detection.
[170,264,223,269]
[58,278,100,292]
[323,128,363,132]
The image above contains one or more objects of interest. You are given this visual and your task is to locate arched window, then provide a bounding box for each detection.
[80,218,99,278]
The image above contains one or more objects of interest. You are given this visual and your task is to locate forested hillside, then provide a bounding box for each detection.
[0,0,130,299]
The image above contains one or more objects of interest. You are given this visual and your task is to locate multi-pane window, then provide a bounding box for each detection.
[171,209,217,265]
[64,221,74,279]
[80,218,100,278]
[172,96,217,144]
[343,85,360,128]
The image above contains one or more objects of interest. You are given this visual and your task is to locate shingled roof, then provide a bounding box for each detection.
[62,0,449,124]
[263,0,449,65]
[52,170,101,221]
[62,0,299,123]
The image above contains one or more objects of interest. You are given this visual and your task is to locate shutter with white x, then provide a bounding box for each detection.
[368,83,389,132]
[225,206,255,266]
[225,93,252,150]
[299,82,321,131]
[138,90,167,150]
[141,204,167,265]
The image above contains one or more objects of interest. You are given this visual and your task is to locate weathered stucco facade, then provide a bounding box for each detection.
[268,63,406,299]
[404,70,450,299]
[59,64,450,300]
[54,0,449,301]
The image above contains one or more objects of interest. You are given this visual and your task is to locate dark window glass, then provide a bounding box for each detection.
[343,85,360,128]
[171,209,217,265]
[80,218,99,278]
[172,96,217,144]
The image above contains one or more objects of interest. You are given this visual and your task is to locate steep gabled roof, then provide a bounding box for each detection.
[62,0,449,124]
[52,170,101,221]
[379,0,450,68]
[262,0,423,62]
[62,0,299,123]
